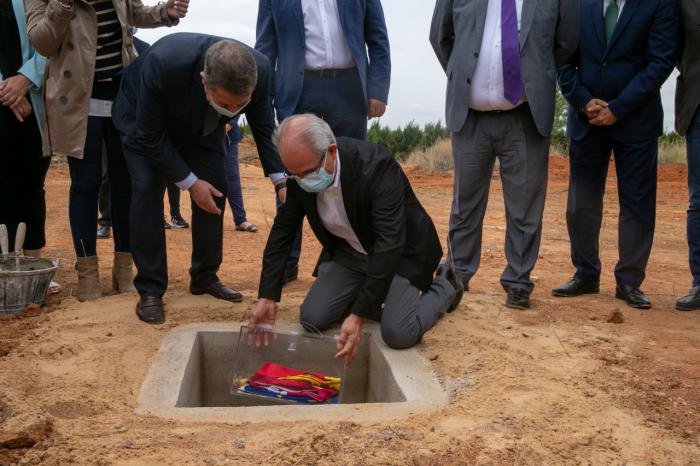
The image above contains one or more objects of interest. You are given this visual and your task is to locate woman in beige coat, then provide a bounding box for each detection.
[24,0,188,301]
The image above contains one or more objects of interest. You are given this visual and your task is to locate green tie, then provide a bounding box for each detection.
[604,0,619,45]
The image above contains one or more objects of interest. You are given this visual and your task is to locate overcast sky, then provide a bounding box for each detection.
[136,0,679,132]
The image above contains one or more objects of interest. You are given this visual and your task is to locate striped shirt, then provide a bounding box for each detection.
[89,0,123,82]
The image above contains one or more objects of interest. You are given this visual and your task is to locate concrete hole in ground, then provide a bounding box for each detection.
[139,323,447,423]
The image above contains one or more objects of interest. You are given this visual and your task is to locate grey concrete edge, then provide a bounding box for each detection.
[137,322,448,424]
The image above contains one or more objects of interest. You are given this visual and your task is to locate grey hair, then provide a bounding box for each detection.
[272,114,337,156]
[203,40,257,96]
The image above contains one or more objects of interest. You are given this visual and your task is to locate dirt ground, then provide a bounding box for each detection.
[0,145,698,465]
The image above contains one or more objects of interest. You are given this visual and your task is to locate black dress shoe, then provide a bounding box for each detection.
[96,225,111,239]
[436,261,464,313]
[615,285,652,309]
[190,280,243,302]
[506,288,530,310]
[552,278,600,297]
[282,264,299,286]
[136,296,165,325]
[676,286,700,311]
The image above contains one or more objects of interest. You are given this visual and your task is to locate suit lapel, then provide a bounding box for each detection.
[593,0,606,50]
[339,150,361,242]
[290,0,306,48]
[519,0,539,50]
[474,0,489,52]
[606,0,640,53]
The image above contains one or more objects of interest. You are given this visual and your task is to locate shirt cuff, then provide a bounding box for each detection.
[176,173,198,190]
[269,172,286,184]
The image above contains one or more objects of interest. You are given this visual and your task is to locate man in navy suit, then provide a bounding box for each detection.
[256,0,391,284]
[553,0,679,309]
[113,33,286,324]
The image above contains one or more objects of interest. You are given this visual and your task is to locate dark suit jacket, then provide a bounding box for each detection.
[258,138,442,322]
[558,0,679,142]
[675,0,700,136]
[255,0,391,121]
[112,32,284,183]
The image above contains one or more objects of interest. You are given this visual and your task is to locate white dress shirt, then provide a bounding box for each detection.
[469,0,525,111]
[301,0,355,70]
[317,152,367,255]
[603,0,626,18]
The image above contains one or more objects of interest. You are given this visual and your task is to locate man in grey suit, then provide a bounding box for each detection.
[430,0,578,309]
[675,0,700,311]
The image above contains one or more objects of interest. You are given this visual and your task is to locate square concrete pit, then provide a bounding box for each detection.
[138,323,447,423]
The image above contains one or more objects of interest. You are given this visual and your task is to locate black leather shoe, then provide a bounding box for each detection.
[190,280,243,302]
[506,288,530,310]
[615,285,652,309]
[437,261,464,313]
[136,296,165,325]
[676,286,700,311]
[96,225,111,239]
[282,264,299,286]
[551,278,600,297]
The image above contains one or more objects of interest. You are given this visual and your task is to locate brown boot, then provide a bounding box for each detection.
[75,256,102,302]
[112,252,137,293]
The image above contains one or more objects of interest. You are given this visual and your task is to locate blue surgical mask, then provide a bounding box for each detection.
[297,167,335,193]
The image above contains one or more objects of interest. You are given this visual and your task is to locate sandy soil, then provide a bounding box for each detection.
[0,145,698,466]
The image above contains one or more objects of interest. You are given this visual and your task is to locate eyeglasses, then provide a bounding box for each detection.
[285,151,328,180]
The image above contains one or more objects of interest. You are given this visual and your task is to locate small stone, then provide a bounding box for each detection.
[457,341,465,348]
[522,333,530,338]
[413,449,436,466]
[429,354,439,361]
[683,430,694,438]
[607,311,624,324]
[234,437,245,449]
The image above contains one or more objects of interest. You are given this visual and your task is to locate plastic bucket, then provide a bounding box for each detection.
[0,257,59,315]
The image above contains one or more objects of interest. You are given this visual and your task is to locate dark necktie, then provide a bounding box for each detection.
[604,0,619,45]
[501,0,524,105]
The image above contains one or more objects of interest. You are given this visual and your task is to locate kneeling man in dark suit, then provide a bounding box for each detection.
[250,114,464,367]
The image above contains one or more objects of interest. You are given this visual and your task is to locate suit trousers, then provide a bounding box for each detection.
[448,105,549,293]
[299,245,455,349]
[567,128,658,287]
[687,107,700,287]
[123,131,228,297]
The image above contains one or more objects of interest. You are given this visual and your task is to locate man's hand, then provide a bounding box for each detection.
[249,298,278,346]
[589,106,617,126]
[10,96,32,122]
[188,179,223,215]
[335,314,363,369]
[165,0,189,18]
[582,98,608,120]
[0,75,31,107]
[367,99,387,119]
[276,185,287,203]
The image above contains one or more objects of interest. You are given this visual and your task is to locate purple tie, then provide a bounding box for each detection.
[501,0,525,105]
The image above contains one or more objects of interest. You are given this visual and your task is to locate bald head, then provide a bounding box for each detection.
[273,114,337,175]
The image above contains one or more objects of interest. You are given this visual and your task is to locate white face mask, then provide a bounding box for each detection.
[209,97,250,119]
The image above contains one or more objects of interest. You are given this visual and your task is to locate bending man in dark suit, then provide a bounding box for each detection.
[553,0,679,309]
[430,0,579,310]
[249,114,463,367]
[113,33,286,324]
[256,0,391,285]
